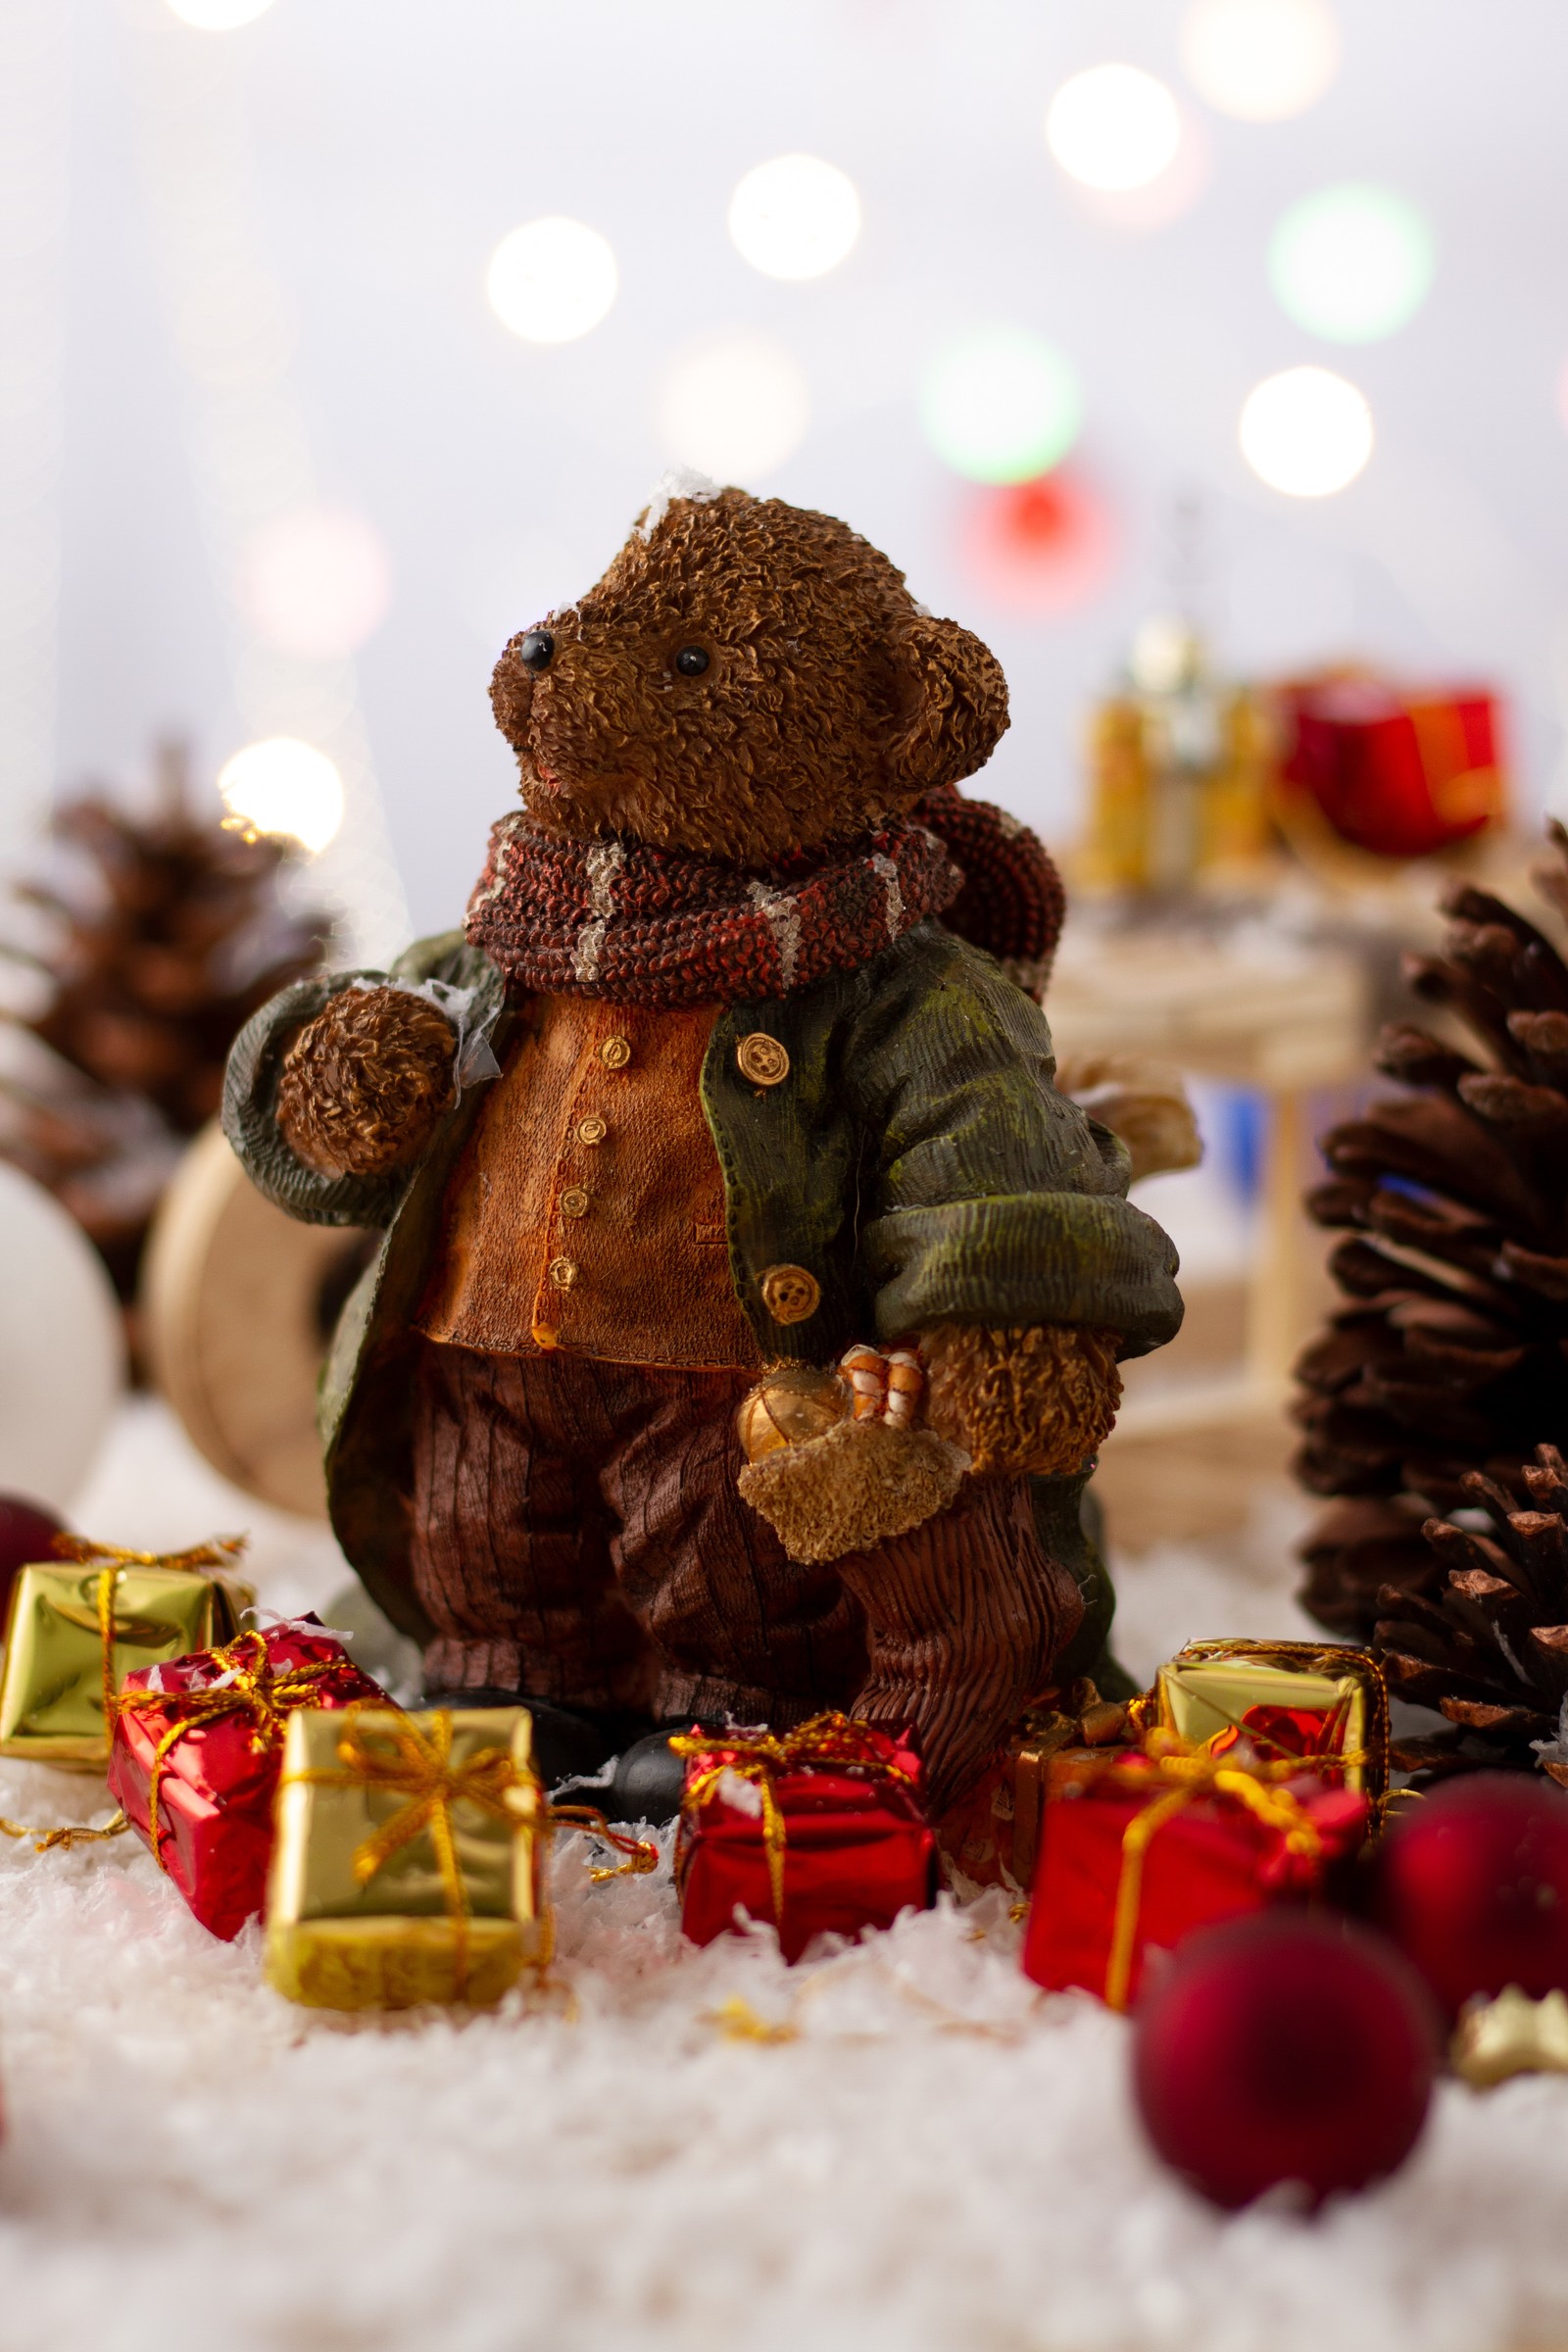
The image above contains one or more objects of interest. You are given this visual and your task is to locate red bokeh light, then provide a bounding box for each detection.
[956,469,1117,614]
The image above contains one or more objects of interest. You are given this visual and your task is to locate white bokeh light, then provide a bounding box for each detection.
[1180,0,1340,122]
[1239,366,1373,497]
[165,0,275,24]
[728,154,861,280]
[238,505,393,662]
[657,332,810,481]
[219,739,346,855]
[486,218,618,345]
[1046,66,1182,192]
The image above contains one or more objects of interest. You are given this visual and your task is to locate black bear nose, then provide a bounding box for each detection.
[518,630,555,672]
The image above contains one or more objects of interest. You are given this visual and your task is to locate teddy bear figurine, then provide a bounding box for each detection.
[223,477,1183,1825]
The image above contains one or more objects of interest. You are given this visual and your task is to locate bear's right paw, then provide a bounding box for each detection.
[276,986,458,1178]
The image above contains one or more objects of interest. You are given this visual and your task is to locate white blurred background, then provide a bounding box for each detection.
[3,0,1559,951]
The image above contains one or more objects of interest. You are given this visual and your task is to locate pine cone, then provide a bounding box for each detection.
[1375,1445,1568,1785]
[0,761,327,1295]
[1297,821,1568,1637]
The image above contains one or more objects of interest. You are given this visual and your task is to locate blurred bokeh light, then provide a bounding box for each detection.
[957,472,1117,614]
[218,739,345,855]
[238,507,394,663]
[486,218,618,345]
[921,331,1083,485]
[728,156,861,281]
[1240,367,1374,497]
[1046,66,1183,193]
[1180,0,1341,121]
[1269,184,1435,342]
[658,332,811,480]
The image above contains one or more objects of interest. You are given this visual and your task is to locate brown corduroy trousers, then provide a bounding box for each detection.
[409,1340,1082,1811]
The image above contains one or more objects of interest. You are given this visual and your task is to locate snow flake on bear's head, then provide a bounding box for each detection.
[635,468,723,539]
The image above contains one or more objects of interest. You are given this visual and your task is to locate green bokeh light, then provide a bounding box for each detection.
[920,329,1083,484]
[1268,183,1435,343]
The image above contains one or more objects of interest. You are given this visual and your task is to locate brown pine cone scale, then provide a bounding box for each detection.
[1297,825,1568,1641]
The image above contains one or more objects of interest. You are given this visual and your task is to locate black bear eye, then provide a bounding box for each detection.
[674,644,710,676]
[518,630,555,672]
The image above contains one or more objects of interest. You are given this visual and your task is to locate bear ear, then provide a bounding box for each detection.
[883,614,1009,797]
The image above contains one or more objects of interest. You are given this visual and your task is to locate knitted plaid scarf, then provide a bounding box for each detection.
[465,788,1064,1006]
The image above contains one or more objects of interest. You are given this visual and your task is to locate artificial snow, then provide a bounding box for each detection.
[1,1401,1564,2352]
[635,467,722,537]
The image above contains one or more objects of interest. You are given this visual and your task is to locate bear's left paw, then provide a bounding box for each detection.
[738,1416,967,1565]
[919,1321,1122,1478]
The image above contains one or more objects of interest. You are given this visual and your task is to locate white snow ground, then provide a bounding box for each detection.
[1,1399,1564,2352]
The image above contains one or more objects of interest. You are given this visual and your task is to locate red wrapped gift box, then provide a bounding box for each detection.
[107,1616,387,1940]
[1022,1748,1367,2010]
[676,1713,937,1964]
[1279,676,1505,859]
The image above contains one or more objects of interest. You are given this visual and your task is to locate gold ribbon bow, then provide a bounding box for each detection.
[115,1626,356,1873]
[670,1710,917,1927]
[1102,1733,1361,2013]
[284,1708,657,1992]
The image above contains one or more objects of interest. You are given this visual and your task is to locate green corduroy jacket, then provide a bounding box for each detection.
[221,917,1183,1642]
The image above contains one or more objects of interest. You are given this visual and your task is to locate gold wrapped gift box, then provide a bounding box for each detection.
[1136,1639,1388,1802]
[266,1705,546,2011]
[0,1546,253,1768]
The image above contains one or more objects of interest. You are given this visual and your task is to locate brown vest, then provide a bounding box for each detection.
[417,995,761,1372]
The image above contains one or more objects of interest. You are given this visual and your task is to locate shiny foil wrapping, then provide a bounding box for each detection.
[1142,1640,1388,1800]
[107,1619,386,1940]
[676,1723,936,1964]
[0,1563,252,1767]
[266,1706,545,2010]
[1022,1747,1368,2007]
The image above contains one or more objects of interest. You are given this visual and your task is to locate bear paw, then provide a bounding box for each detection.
[919,1321,1122,1479]
[276,985,457,1179]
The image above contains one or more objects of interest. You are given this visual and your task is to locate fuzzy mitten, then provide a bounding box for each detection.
[276,985,457,1179]
[919,1321,1122,1478]
[734,1357,966,1565]
[738,1416,967,1564]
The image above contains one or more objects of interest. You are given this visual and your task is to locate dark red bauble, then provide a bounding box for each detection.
[1133,1912,1439,2211]
[1370,1772,1568,2020]
[0,1492,65,1627]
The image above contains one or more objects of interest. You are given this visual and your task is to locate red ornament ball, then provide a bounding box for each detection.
[1371,1771,1568,2019]
[1133,1912,1439,2210]
[0,1492,65,1627]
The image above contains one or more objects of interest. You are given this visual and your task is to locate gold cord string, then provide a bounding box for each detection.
[0,1807,128,1853]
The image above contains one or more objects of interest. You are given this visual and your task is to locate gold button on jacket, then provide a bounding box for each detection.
[599,1036,632,1070]
[560,1186,590,1219]
[759,1263,821,1325]
[547,1256,577,1290]
[736,1032,790,1087]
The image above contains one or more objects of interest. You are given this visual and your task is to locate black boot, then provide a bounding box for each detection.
[611,1724,721,1827]
[418,1690,627,1789]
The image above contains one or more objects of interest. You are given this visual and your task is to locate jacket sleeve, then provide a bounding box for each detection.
[220,929,483,1230]
[849,928,1184,1357]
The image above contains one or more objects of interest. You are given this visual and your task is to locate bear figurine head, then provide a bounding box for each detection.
[489,478,1008,868]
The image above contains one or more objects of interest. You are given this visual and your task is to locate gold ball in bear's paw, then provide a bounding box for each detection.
[735,1364,850,1462]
